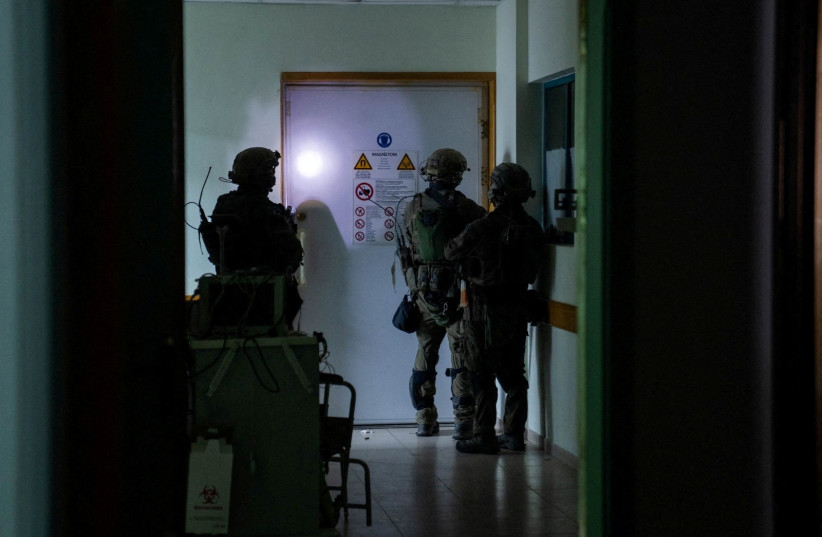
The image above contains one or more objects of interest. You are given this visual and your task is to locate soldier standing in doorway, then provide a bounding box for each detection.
[199,147,304,328]
[398,148,486,438]
[444,163,545,454]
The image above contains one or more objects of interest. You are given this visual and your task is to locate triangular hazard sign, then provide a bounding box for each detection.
[355,153,372,170]
[397,153,416,170]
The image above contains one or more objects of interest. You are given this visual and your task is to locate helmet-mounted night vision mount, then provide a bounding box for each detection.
[489,162,536,205]
[420,148,469,186]
[228,147,281,189]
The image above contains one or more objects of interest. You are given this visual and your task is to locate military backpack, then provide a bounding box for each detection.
[411,188,465,263]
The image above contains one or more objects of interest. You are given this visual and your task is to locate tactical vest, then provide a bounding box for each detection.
[461,210,543,288]
[407,189,466,326]
[410,190,465,264]
[206,191,303,274]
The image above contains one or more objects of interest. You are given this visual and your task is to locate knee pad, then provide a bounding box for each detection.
[409,369,436,410]
[447,367,473,408]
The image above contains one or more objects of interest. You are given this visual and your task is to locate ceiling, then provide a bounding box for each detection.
[186,0,502,5]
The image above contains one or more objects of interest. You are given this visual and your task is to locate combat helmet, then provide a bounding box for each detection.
[420,148,468,186]
[489,163,536,205]
[228,147,281,190]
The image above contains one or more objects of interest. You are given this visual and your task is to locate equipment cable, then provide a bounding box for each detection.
[242,337,281,394]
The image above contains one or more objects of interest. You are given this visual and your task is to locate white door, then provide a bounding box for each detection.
[283,78,491,423]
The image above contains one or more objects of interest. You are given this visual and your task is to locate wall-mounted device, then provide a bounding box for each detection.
[543,73,576,245]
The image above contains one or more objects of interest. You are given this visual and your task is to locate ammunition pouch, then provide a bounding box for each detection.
[414,264,458,296]
[419,292,460,328]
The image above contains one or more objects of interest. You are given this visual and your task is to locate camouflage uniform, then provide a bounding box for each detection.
[444,163,545,453]
[400,149,486,437]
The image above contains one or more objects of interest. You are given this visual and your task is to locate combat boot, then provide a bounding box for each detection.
[455,435,500,454]
[451,418,473,440]
[416,422,439,436]
[497,432,526,451]
[415,407,439,436]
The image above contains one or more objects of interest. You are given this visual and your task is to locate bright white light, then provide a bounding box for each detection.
[296,151,323,178]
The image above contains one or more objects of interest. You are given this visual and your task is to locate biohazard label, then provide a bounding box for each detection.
[355,153,372,170]
[398,153,415,170]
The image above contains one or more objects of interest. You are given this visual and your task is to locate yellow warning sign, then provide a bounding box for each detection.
[397,153,415,170]
[355,153,372,170]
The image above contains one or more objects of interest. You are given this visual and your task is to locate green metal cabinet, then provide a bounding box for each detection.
[189,335,319,536]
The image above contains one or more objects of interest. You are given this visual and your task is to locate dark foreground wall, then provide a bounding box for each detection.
[603,0,817,535]
[50,2,189,536]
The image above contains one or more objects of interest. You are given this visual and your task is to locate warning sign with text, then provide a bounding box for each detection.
[352,150,418,245]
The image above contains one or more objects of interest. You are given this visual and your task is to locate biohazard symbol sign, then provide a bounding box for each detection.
[199,484,220,505]
[355,153,372,170]
[355,183,374,201]
[397,153,415,170]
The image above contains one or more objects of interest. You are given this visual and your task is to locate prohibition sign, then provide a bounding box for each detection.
[384,207,394,217]
[355,219,365,229]
[355,231,365,241]
[385,231,395,241]
[355,182,373,201]
[355,207,365,217]
[384,219,395,229]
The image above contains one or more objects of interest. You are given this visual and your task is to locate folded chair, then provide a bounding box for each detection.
[319,372,372,526]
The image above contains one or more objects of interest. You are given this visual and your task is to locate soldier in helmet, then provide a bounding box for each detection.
[444,162,545,454]
[199,147,304,326]
[400,148,486,438]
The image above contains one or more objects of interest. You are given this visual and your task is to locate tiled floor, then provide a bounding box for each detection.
[326,425,579,537]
